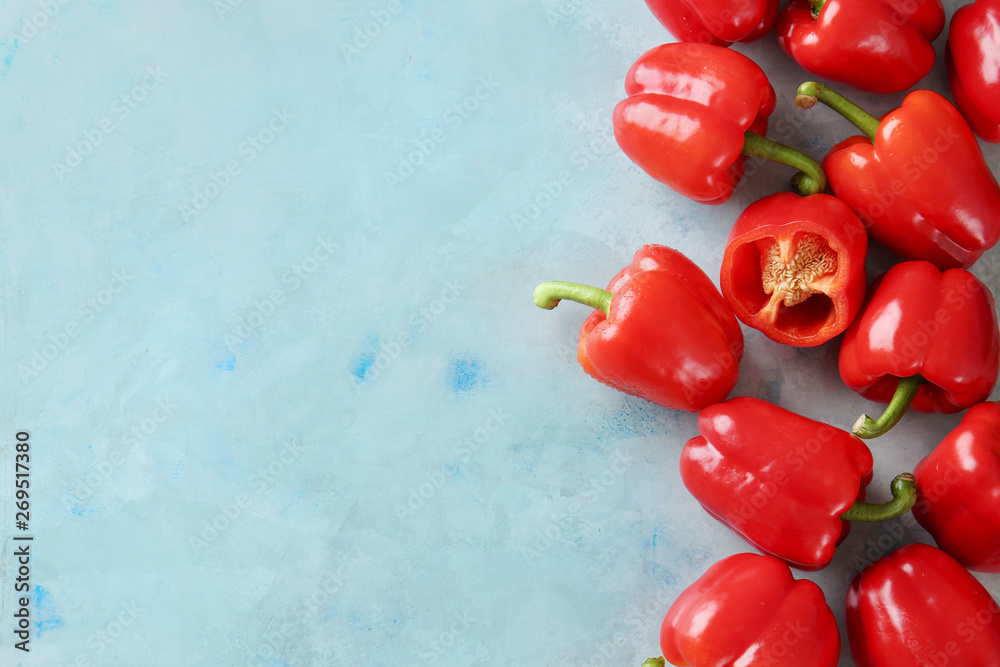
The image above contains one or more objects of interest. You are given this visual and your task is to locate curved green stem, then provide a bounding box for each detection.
[643,659,666,667]
[853,375,925,439]
[533,281,613,317]
[742,131,827,196]
[808,0,825,17]
[794,82,880,142]
[841,473,917,522]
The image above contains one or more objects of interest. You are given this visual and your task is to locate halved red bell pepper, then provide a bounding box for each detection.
[777,0,945,93]
[644,0,779,46]
[613,43,826,205]
[533,245,743,412]
[846,543,1000,667]
[681,396,916,570]
[947,0,1000,143]
[720,192,867,347]
[795,82,1000,270]
[649,553,840,666]
[913,401,1000,573]
[839,261,1000,438]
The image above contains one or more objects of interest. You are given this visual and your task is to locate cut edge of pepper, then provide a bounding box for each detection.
[758,232,839,312]
[726,231,842,342]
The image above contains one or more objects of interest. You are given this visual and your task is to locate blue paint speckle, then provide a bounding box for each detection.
[34,586,62,636]
[450,356,486,393]
[351,335,381,382]
[352,350,375,381]
[215,354,236,371]
[66,496,102,517]
[2,38,18,77]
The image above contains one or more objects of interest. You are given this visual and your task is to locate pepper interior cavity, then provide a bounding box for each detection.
[759,233,837,310]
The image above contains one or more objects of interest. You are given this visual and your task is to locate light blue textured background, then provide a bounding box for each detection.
[2,1,999,665]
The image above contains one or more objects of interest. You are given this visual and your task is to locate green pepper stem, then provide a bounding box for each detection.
[642,659,666,667]
[794,82,880,142]
[853,375,925,439]
[808,0,825,16]
[841,473,917,522]
[533,281,613,317]
[742,131,827,196]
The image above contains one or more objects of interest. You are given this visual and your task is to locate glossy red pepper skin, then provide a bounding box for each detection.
[720,192,867,347]
[947,0,1000,142]
[613,43,775,204]
[661,552,840,666]
[823,90,1000,270]
[776,0,945,93]
[577,245,744,411]
[644,0,779,46]
[913,402,1000,573]
[681,397,874,570]
[846,543,1000,667]
[839,261,1000,414]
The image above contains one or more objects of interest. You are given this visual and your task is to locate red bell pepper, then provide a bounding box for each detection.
[795,82,1000,270]
[533,245,743,412]
[846,543,1000,667]
[913,402,1000,573]
[681,397,916,570]
[720,192,867,347]
[839,261,1000,438]
[776,0,945,93]
[648,553,840,666]
[644,0,779,46]
[613,43,826,205]
[947,0,1000,143]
